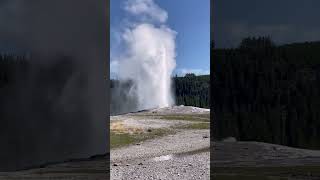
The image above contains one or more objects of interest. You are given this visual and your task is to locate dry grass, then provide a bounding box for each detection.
[110,121,144,134]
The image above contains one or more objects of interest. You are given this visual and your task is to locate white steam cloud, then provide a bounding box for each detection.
[124,0,168,23]
[112,0,176,110]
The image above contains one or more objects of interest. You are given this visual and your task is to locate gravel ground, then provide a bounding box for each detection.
[111,130,210,162]
[213,141,320,179]
[111,130,210,180]
[0,156,108,180]
[110,106,210,180]
[111,106,209,131]
[213,141,320,167]
[112,152,209,180]
[111,115,193,130]
[0,106,210,180]
[144,105,210,115]
[3,105,320,180]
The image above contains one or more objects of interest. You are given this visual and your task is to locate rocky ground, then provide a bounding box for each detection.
[110,105,211,180]
[0,105,210,180]
[111,130,210,180]
[1,106,320,180]
[212,141,320,180]
[111,105,320,180]
[0,155,108,180]
[213,141,320,167]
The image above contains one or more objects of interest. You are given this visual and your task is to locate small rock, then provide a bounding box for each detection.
[126,164,130,166]
[138,162,143,165]
[147,129,152,132]
[136,143,141,145]
[113,163,118,166]
[203,136,208,139]
[188,163,193,166]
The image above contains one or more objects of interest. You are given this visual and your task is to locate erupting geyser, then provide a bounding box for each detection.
[118,24,176,109]
[112,0,177,110]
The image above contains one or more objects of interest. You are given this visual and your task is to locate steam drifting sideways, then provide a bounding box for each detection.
[111,0,177,112]
[0,0,107,171]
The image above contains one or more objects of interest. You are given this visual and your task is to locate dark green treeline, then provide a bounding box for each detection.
[173,74,209,108]
[110,74,210,115]
[212,37,320,149]
[0,54,29,88]
[1,55,210,112]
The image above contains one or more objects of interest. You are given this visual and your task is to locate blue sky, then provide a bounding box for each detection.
[110,0,210,77]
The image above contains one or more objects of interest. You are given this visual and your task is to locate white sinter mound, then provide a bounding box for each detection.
[149,105,210,114]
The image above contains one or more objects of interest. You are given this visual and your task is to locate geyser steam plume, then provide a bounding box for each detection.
[112,0,176,111]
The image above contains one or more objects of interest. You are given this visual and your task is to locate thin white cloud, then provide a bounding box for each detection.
[124,0,168,23]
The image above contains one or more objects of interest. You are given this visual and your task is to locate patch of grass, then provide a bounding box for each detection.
[177,122,210,129]
[110,132,137,149]
[110,128,175,149]
[212,166,320,180]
